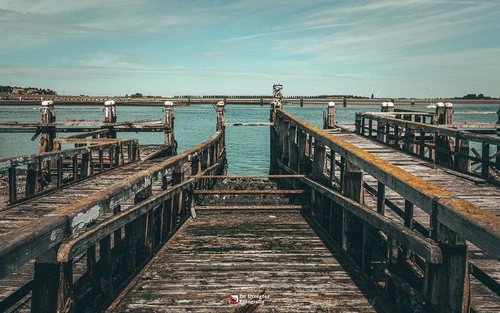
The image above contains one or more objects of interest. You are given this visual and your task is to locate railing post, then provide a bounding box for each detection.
[297,130,308,174]
[312,141,326,182]
[163,101,175,147]
[455,135,470,172]
[31,248,61,313]
[424,210,470,312]
[103,100,117,138]
[496,106,500,167]
[57,261,73,313]
[216,100,225,131]
[435,102,453,166]
[341,161,364,265]
[281,120,290,166]
[288,125,298,171]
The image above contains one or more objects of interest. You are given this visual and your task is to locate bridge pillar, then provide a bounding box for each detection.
[424,220,470,312]
[216,100,225,131]
[103,100,117,138]
[163,101,175,147]
[323,102,336,129]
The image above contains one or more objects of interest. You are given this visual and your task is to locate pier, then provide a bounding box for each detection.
[0,89,498,312]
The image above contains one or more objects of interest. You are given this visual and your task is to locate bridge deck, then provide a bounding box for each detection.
[109,210,387,312]
[329,128,500,312]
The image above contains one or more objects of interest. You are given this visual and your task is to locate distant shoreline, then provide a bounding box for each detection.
[0,98,499,107]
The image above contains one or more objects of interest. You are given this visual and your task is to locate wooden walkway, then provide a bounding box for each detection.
[328,128,500,312]
[108,209,388,312]
[0,145,176,307]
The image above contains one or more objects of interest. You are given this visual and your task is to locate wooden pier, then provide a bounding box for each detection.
[0,93,499,313]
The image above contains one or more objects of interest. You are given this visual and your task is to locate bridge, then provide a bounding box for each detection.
[0,90,498,312]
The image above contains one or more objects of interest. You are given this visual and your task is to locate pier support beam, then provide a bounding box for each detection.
[163,101,175,147]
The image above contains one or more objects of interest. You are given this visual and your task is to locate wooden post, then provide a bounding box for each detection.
[341,161,364,265]
[444,102,453,125]
[31,248,61,313]
[216,100,225,131]
[281,120,290,166]
[163,101,175,147]
[325,102,336,129]
[424,214,470,312]
[103,100,117,138]
[288,125,298,171]
[455,136,471,172]
[435,102,445,125]
[496,106,500,167]
[297,130,307,174]
[312,141,326,182]
[435,102,453,166]
[39,100,57,154]
[343,97,347,107]
[57,261,73,313]
[387,101,394,113]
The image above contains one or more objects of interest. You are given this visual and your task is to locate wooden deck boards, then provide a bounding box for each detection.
[110,210,385,312]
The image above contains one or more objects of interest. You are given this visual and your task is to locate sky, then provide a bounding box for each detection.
[0,0,499,98]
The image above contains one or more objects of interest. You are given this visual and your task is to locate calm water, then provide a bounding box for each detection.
[0,103,498,174]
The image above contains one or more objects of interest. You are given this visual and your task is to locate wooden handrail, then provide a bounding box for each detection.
[0,130,224,279]
[276,109,500,259]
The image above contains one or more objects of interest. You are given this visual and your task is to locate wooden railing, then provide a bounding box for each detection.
[0,130,226,313]
[271,108,500,312]
[0,138,140,204]
[355,112,500,184]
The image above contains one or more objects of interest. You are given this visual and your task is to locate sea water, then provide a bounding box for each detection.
[0,103,498,174]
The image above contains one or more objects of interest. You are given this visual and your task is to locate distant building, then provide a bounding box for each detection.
[12,88,25,95]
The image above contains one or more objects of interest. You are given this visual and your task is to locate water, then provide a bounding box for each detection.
[0,103,498,174]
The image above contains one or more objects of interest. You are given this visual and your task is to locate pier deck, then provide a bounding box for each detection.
[327,128,500,312]
[109,209,386,313]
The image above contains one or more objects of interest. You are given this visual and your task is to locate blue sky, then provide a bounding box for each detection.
[0,0,499,98]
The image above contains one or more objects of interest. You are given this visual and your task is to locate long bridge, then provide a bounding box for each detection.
[0,88,498,312]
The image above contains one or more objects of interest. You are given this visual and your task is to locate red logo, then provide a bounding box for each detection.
[229,295,239,304]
